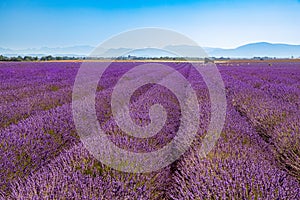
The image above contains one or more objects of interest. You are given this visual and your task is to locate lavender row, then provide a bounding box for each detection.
[1,61,299,199]
[168,103,299,199]
[220,65,300,180]
[0,104,78,195]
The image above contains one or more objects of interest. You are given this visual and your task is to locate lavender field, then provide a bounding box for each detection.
[0,61,299,199]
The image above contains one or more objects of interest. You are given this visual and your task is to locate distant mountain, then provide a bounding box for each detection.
[1,42,300,58]
[36,45,94,54]
[124,48,177,58]
[0,47,14,54]
[209,42,300,58]
[95,48,132,57]
[0,45,94,57]
[203,47,224,54]
[164,45,206,57]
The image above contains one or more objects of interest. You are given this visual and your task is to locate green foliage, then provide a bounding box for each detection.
[50,85,60,92]
[0,55,81,61]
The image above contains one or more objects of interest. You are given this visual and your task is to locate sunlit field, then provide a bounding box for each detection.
[0,61,299,199]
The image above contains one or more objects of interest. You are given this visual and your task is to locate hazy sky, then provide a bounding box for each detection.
[1,0,300,49]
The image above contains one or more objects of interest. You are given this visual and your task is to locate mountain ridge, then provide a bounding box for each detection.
[1,42,300,58]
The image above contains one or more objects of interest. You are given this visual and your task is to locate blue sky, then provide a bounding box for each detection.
[1,0,300,49]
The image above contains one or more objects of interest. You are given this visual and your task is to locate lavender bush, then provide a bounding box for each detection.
[0,61,299,199]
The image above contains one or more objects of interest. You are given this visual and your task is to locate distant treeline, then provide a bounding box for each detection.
[0,55,207,61]
[0,54,291,62]
[0,55,82,61]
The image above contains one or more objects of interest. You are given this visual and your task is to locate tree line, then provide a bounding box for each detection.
[1,54,291,62]
[0,55,82,61]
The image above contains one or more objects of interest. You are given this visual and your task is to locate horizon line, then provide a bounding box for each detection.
[1,41,300,51]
